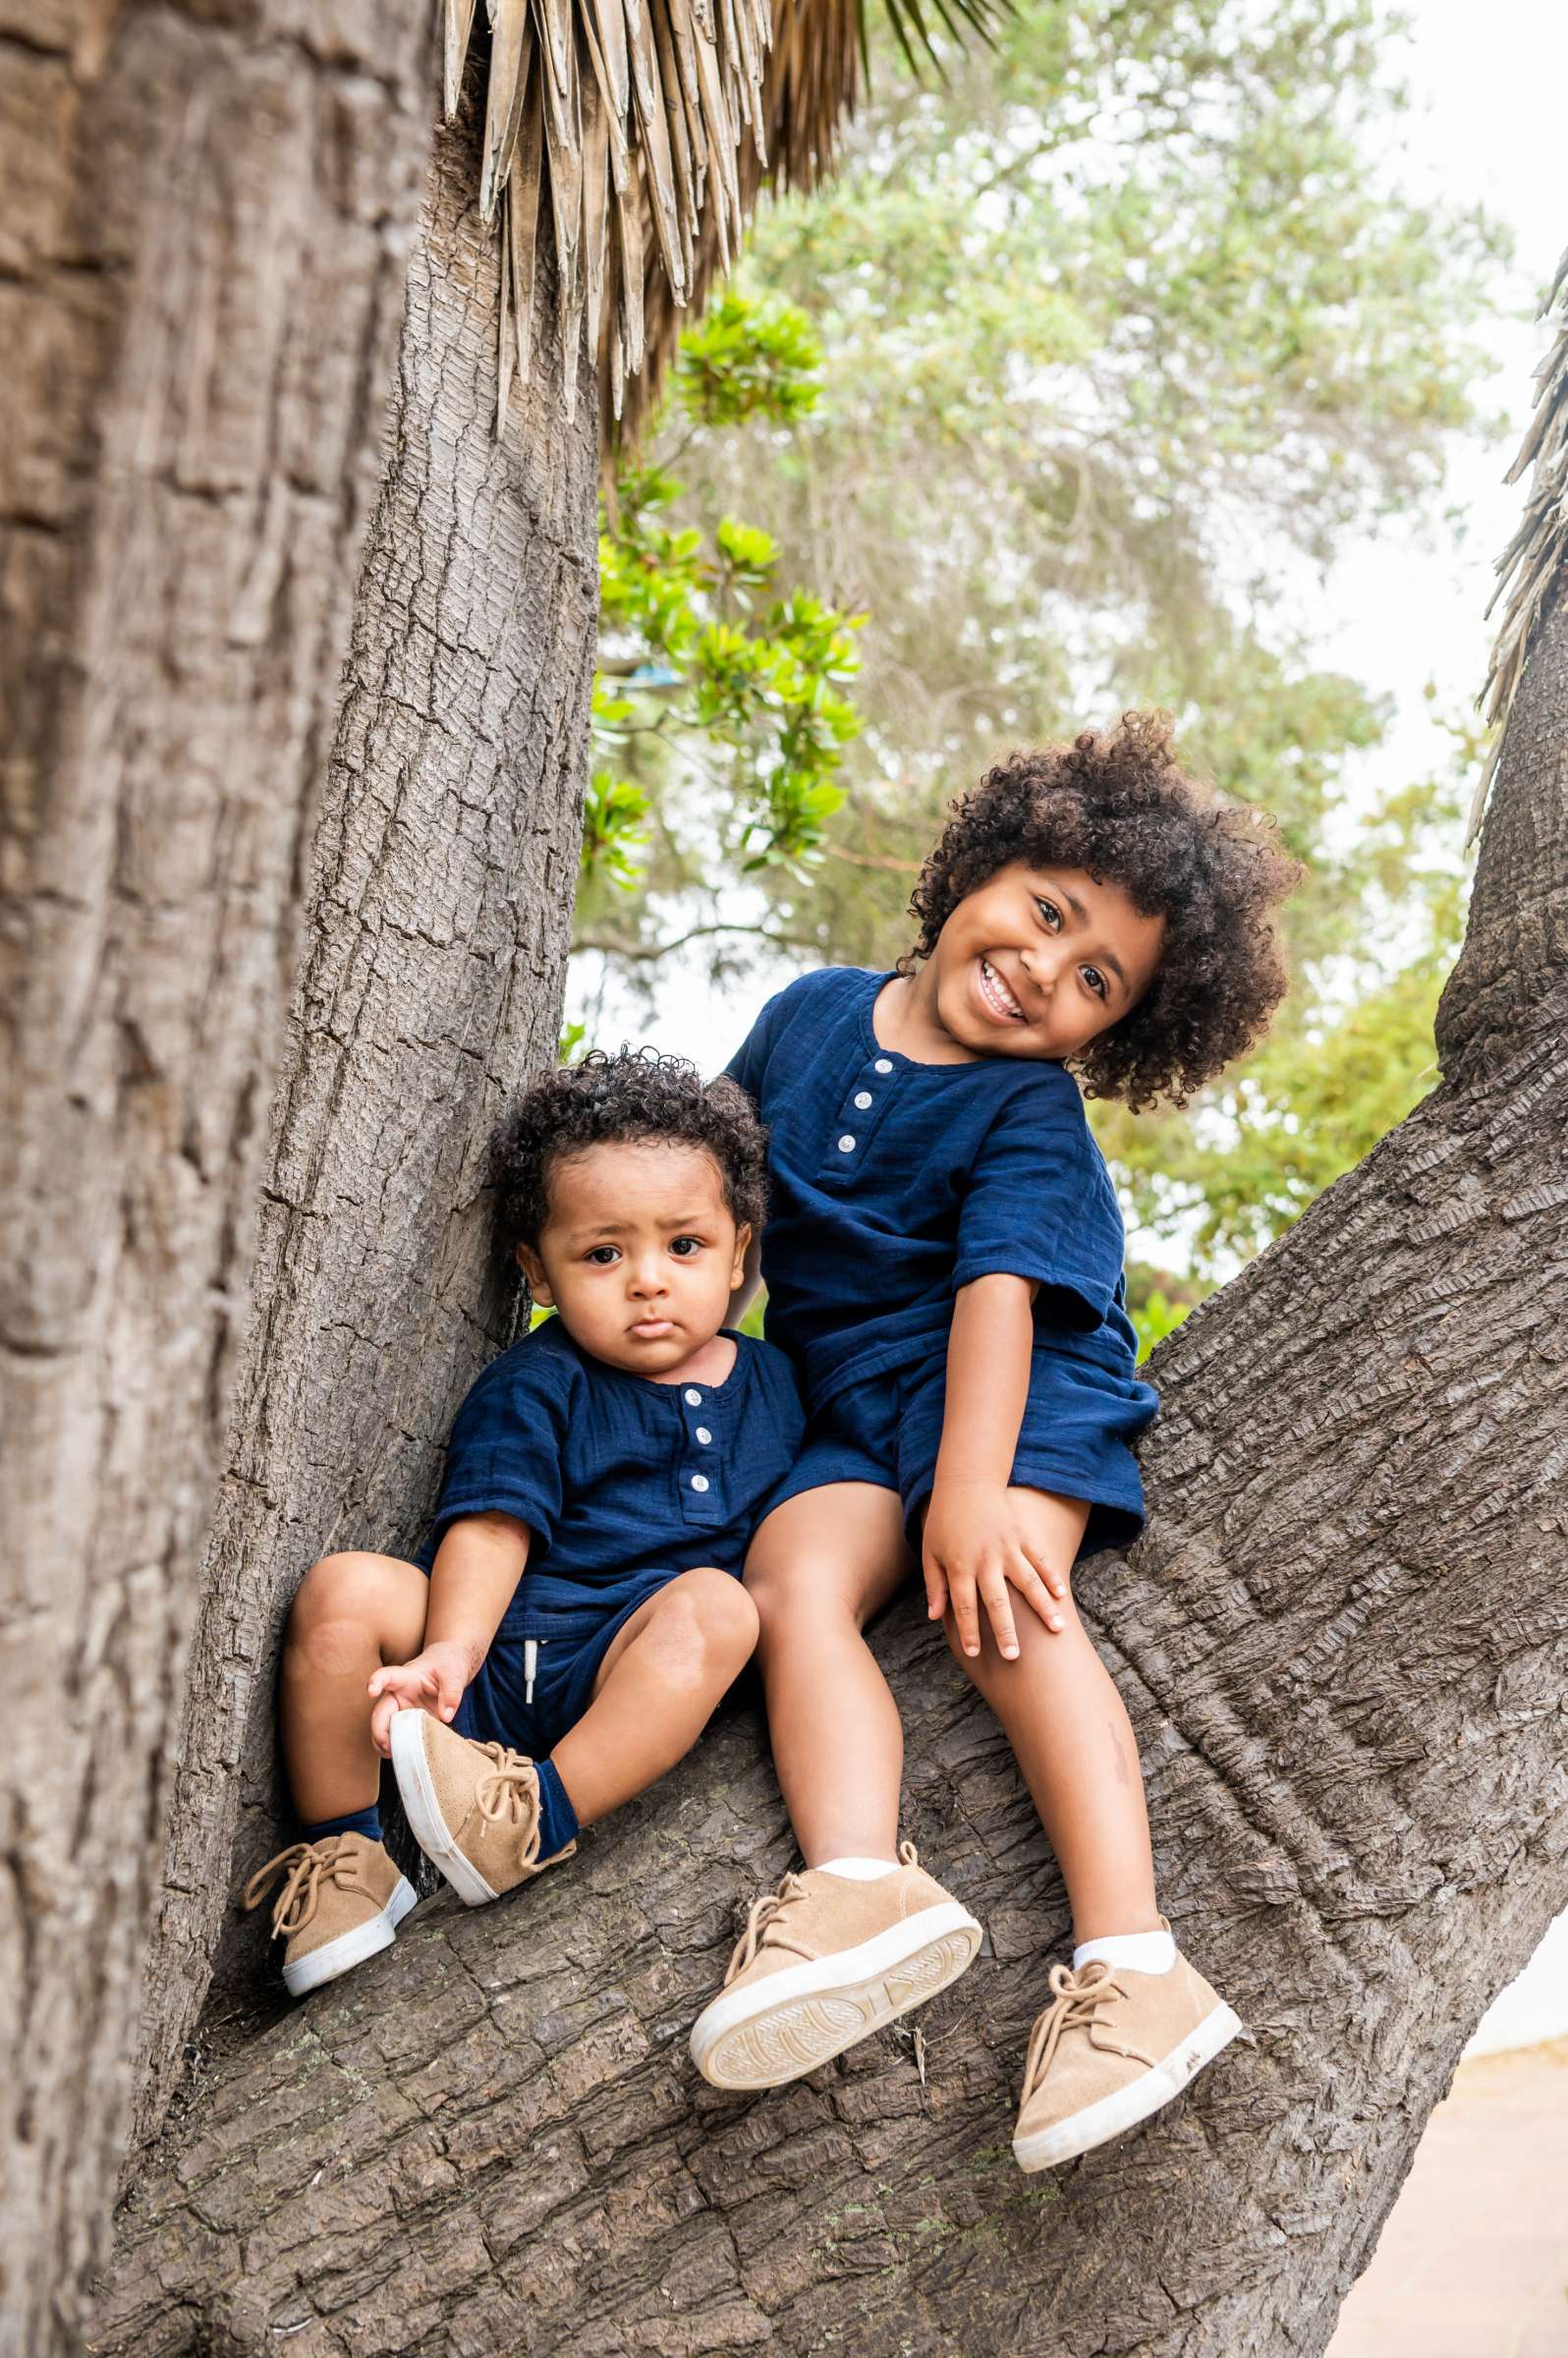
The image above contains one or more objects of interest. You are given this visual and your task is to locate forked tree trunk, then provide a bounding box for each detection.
[126,82,601,2154]
[88,529,1568,2347]
[0,9,436,2349]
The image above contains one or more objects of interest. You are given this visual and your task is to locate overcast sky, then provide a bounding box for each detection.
[1313,0,1561,810]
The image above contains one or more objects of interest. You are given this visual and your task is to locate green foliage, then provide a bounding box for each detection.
[580,772,651,889]
[1130,1289,1196,1363]
[675,292,825,426]
[586,295,866,917]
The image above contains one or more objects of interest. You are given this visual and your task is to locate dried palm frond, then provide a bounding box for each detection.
[1475,250,1568,840]
[443,0,1006,448]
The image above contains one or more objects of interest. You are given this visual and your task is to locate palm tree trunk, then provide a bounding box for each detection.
[89,535,1568,2351]
[125,76,601,2155]
[0,7,437,2349]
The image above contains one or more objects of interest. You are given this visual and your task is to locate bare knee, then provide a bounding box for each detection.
[642,1569,758,1690]
[746,1553,869,1645]
[286,1552,420,1675]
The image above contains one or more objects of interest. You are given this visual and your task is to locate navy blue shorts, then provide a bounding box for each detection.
[762,1347,1152,1560]
[454,1566,696,1758]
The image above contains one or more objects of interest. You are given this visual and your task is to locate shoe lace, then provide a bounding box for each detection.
[1020,1961,1127,2104]
[724,1872,809,1983]
[723,1841,922,1986]
[242,1836,369,1939]
[474,1743,542,1873]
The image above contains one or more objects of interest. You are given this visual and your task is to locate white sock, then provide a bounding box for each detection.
[1073,1929,1176,1976]
[817,1856,900,1880]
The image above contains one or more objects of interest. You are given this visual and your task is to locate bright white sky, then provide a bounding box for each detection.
[1313,0,1561,812]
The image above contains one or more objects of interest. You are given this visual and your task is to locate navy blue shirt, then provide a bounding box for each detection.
[724,965,1143,1411]
[422,1319,805,1614]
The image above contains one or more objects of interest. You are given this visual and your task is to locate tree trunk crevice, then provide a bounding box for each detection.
[1,9,438,2345]
[126,72,602,2154]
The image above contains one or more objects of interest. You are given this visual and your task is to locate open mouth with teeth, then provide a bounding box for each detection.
[978,956,1026,1022]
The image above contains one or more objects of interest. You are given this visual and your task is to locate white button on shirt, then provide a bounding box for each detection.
[690,1474,710,1492]
[873,1058,893,1074]
[838,1135,856,1152]
[696,1426,712,1444]
[854,1091,872,1109]
[684,1388,701,1405]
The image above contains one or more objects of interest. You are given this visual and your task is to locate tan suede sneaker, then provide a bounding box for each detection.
[242,1832,417,1996]
[689,1843,983,2089]
[1012,1945,1243,2170]
[389,1709,576,1906]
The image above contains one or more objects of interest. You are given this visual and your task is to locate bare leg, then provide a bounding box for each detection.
[746,1485,914,1866]
[946,1486,1159,1941]
[551,1568,759,1828]
[280,1552,430,1825]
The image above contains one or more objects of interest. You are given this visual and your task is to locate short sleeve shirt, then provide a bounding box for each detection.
[725,965,1140,1410]
[421,1318,805,1588]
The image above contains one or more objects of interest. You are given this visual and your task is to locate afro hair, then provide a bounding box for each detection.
[902,710,1303,1109]
[496,1046,768,1252]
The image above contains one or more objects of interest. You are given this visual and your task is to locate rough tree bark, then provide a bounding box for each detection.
[88,494,1568,2348]
[126,81,602,2153]
[0,7,437,2348]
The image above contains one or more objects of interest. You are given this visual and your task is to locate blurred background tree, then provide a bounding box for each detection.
[572,0,1505,1349]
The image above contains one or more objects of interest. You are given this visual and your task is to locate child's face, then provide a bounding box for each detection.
[518,1140,749,1377]
[925,862,1165,1061]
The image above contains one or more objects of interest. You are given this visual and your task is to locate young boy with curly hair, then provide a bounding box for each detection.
[690,711,1300,2170]
[245,1051,803,1994]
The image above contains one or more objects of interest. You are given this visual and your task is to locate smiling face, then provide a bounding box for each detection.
[910,862,1167,1064]
[517,1138,749,1379]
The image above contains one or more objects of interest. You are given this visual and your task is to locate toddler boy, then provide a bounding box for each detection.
[244,1049,803,1993]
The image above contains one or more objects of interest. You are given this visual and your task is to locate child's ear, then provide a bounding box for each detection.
[516,1241,554,1307]
[729,1222,753,1289]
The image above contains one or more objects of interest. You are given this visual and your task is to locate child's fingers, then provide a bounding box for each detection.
[947,1568,982,1657]
[923,1557,949,1621]
[368,1690,397,1757]
[433,1665,464,1722]
[978,1565,1019,1660]
[1023,1544,1069,1601]
[1008,1553,1065,1634]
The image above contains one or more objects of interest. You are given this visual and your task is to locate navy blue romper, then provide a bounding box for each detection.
[419,1318,804,1754]
[725,965,1157,1557]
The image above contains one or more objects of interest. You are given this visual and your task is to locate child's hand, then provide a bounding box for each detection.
[922,1480,1068,1660]
[367,1641,476,1756]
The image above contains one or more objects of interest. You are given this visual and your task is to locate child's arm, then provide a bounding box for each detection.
[923,1274,1081,1658]
[366,1510,530,1754]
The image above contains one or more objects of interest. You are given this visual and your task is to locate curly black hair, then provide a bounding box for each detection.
[496,1046,768,1252]
[901,710,1303,1109]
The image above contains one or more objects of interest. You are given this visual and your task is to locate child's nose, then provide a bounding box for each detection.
[628,1257,667,1295]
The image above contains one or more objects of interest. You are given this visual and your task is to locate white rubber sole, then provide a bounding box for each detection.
[390,1709,497,1907]
[689,1901,983,2090]
[284,1876,417,1995]
[1012,2000,1244,2170]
